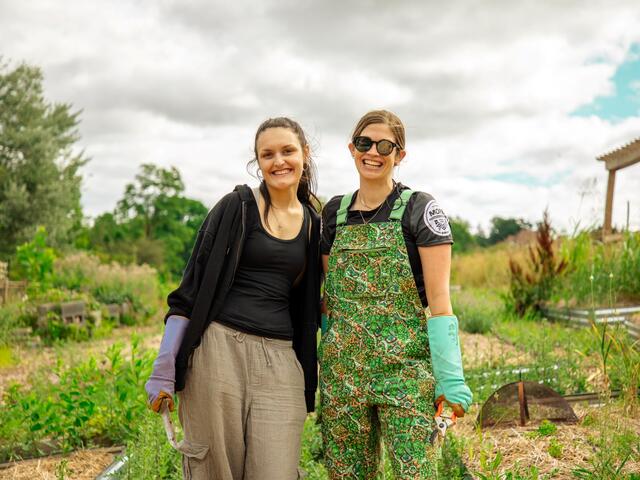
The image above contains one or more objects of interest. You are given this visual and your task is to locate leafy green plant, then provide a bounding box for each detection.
[0,337,154,462]
[14,226,56,291]
[537,420,557,436]
[547,438,562,459]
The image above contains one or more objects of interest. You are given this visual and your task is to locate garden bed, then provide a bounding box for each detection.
[453,400,640,478]
[0,447,121,480]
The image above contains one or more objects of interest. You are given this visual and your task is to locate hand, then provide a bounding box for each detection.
[144,315,189,413]
[435,394,465,418]
[145,352,176,412]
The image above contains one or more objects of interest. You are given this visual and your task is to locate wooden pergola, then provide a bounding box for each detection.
[597,137,640,237]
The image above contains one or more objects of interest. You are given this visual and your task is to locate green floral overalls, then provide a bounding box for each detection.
[320,190,438,479]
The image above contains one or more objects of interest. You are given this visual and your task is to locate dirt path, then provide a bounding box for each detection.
[460,331,532,369]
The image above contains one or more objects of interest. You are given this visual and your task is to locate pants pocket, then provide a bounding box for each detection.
[178,440,209,479]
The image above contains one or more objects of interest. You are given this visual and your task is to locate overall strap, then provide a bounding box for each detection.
[335,192,355,227]
[389,189,414,221]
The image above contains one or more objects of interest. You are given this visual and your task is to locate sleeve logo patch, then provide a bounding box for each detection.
[423,200,451,236]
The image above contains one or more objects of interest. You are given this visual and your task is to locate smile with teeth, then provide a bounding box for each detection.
[272,168,293,176]
[363,159,383,168]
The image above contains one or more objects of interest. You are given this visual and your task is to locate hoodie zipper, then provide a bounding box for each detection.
[228,200,246,288]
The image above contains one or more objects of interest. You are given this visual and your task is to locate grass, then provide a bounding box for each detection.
[453,288,502,335]
[556,231,640,307]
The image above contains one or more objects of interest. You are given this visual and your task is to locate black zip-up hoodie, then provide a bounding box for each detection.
[166,185,321,412]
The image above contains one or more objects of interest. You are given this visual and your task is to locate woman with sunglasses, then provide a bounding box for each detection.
[145,117,321,479]
[320,110,472,478]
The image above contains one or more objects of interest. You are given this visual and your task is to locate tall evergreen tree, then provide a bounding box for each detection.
[0,61,86,258]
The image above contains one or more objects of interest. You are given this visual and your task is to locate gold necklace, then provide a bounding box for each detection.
[356,193,387,225]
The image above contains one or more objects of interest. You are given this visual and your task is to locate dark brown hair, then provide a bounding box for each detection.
[351,110,406,155]
[247,117,319,227]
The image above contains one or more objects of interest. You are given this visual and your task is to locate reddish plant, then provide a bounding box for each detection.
[507,210,568,315]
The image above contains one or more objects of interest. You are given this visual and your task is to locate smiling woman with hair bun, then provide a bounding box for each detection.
[319,109,472,478]
[145,117,321,479]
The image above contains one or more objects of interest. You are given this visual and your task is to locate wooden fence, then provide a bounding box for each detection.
[0,278,27,305]
[541,305,640,340]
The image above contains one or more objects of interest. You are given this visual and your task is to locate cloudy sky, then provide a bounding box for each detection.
[2,0,640,232]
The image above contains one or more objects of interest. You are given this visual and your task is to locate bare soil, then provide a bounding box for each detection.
[460,331,532,369]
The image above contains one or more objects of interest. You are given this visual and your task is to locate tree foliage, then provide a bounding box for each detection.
[0,61,86,259]
[484,216,532,246]
[449,217,477,253]
[89,164,207,277]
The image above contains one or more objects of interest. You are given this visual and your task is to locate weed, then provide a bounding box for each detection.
[526,420,557,439]
[115,413,182,480]
[55,458,69,480]
[547,438,562,459]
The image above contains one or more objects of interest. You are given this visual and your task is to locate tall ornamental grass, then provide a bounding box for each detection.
[556,231,640,306]
[451,243,530,290]
[52,251,160,314]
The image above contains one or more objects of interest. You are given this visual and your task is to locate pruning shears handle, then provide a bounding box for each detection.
[435,400,458,423]
[160,398,179,449]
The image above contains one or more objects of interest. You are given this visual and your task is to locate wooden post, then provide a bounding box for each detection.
[603,169,616,237]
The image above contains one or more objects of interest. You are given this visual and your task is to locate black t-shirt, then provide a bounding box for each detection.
[321,183,453,307]
[218,201,308,339]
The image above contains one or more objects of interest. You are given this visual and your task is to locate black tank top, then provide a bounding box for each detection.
[217,201,308,339]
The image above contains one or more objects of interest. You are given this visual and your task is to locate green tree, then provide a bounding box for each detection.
[449,217,477,253]
[89,164,207,277]
[117,164,184,239]
[0,61,86,259]
[485,216,532,246]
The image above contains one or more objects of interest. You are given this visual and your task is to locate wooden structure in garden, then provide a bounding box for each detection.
[0,261,27,305]
[597,137,640,238]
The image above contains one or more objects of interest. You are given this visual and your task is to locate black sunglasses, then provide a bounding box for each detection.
[352,136,400,156]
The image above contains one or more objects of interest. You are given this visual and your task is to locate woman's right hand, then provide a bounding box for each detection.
[144,315,190,413]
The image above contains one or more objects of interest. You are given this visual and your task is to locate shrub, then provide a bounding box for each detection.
[53,252,160,318]
[506,210,567,315]
[13,226,56,292]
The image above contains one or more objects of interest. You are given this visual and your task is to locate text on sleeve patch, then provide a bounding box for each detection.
[423,200,451,236]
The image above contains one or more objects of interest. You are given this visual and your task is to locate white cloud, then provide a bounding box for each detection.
[1,0,640,232]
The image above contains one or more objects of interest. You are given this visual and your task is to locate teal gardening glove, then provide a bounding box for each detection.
[427,315,472,414]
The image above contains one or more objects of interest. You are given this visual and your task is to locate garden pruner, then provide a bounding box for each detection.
[160,398,179,449]
[429,401,457,446]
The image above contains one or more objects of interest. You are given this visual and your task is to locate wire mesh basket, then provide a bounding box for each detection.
[476,380,578,428]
